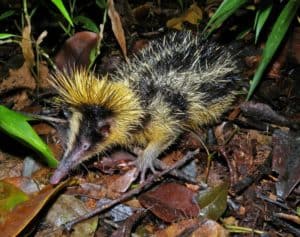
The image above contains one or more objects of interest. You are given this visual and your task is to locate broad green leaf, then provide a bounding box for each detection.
[247,0,300,100]
[0,181,29,213]
[197,182,229,220]
[204,0,248,35]
[254,5,273,43]
[0,33,16,39]
[0,10,14,21]
[73,15,99,33]
[51,0,74,27]
[0,106,58,167]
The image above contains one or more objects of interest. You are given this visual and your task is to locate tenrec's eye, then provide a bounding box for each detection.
[63,109,72,118]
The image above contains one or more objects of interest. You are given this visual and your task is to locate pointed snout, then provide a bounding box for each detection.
[49,141,92,184]
[50,157,73,184]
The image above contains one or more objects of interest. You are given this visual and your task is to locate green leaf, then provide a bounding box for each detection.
[204,0,248,35]
[254,5,273,43]
[0,10,15,21]
[0,33,16,40]
[51,0,74,27]
[88,45,98,70]
[236,27,251,40]
[197,182,229,220]
[73,15,99,33]
[0,106,58,168]
[177,0,184,10]
[247,0,300,100]
[0,181,29,213]
[96,0,107,9]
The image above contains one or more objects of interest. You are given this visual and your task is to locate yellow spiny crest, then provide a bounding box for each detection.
[51,69,143,117]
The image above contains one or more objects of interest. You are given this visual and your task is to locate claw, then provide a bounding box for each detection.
[134,157,161,182]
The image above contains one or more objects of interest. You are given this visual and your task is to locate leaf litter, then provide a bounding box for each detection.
[0,1,300,236]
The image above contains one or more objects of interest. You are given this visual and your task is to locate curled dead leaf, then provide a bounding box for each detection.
[55,31,99,71]
[108,0,128,60]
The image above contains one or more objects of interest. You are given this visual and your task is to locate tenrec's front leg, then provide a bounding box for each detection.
[135,137,177,182]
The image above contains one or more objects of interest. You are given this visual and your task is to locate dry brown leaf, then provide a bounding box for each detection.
[167,3,203,30]
[110,168,137,193]
[108,0,128,60]
[0,181,70,236]
[54,31,99,71]
[191,220,228,237]
[139,182,200,223]
[155,219,199,237]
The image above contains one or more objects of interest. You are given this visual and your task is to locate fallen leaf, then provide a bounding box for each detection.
[2,176,40,194]
[272,130,300,199]
[0,180,69,236]
[42,194,98,236]
[112,210,147,237]
[108,0,128,60]
[240,102,292,127]
[97,198,134,222]
[0,181,29,223]
[155,219,228,237]
[190,219,228,237]
[155,219,199,237]
[197,182,229,220]
[167,3,203,30]
[54,31,99,71]
[110,168,137,193]
[139,182,200,223]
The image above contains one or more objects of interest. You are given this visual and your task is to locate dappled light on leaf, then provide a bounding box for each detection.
[167,3,203,30]
[198,182,229,220]
[0,181,28,223]
[0,180,69,236]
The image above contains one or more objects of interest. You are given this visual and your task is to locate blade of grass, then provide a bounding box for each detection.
[96,0,107,9]
[247,0,300,100]
[0,106,58,168]
[254,5,273,43]
[203,0,248,35]
[51,0,73,27]
[0,33,16,39]
[0,10,15,21]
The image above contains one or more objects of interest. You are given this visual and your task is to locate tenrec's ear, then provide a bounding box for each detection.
[97,119,113,138]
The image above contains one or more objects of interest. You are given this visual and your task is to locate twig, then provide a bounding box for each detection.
[64,149,199,231]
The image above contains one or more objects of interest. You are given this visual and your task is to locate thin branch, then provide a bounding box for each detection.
[64,149,199,231]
